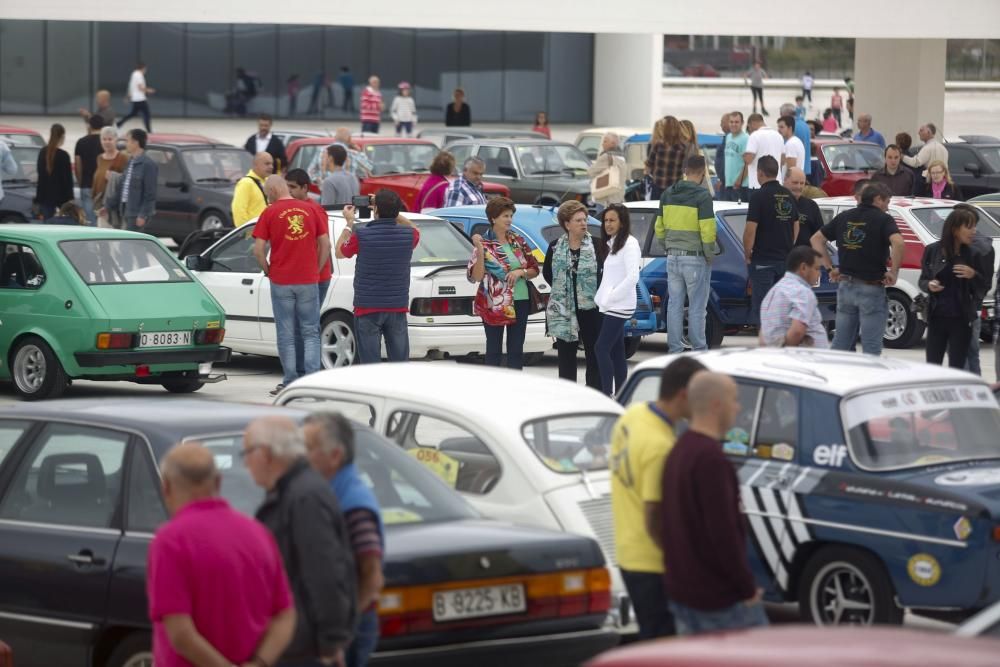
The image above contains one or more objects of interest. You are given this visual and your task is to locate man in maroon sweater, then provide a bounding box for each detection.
[659,371,768,635]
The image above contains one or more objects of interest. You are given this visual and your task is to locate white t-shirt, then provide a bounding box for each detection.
[255,134,272,155]
[128,70,146,102]
[802,74,814,90]
[745,127,786,188]
[783,136,806,181]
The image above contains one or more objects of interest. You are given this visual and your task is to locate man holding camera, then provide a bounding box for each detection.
[336,190,419,364]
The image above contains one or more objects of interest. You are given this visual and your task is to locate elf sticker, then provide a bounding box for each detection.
[907,554,941,587]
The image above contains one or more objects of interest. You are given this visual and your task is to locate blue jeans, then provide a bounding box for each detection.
[484,299,530,369]
[669,599,768,636]
[595,314,628,396]
[272,282,321,385]
[621,569,674,639]
[361,121,380,134]
[965,317,982,375]
[831,281,887,356]
[296,281,328,375]
[346,609,379,667]
[355,311,409,364]
[395,121,413,136]
[667,255,712,353]
[749,260,785,326]
[79,188,95,225]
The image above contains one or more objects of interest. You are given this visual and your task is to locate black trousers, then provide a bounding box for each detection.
[926,316,972,369]
[118,101,151,132]
[751,86,766,111]
[555,308,602,391]
[620,568,675,639]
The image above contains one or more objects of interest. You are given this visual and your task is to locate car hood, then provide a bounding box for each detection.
[383,518,605,586]
[879,461,1000,519]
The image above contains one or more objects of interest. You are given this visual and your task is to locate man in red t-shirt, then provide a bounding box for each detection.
[253,175,331,394]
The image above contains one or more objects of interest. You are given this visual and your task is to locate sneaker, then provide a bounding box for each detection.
[268,383,285,397]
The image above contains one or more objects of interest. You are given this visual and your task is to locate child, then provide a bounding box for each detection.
[390,82,417,137]
[822,108,838,133]
[794,95,806,121]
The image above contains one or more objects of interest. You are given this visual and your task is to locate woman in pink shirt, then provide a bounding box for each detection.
[830,87,844,127]
[532,111,552,139]
[822,109,839,133]
[416,151,455,212]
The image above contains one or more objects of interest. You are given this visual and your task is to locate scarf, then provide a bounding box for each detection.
[931,179,947,199]
[545,233,598,341]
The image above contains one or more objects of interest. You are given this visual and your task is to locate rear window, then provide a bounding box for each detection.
[539,223,603,246]
[410,220,473,265]
[521,413,619,473]
[822,143,884,172]
[61,239,192,284]
[911,206,1000,239]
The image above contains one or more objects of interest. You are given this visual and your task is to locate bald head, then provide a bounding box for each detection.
[785,167,807,197]
[334,127,352,144]
[160,442,219,514]
[264,174,289,203]
[96,89,111,107]
[686,372,741,436]
[253,151,274,179]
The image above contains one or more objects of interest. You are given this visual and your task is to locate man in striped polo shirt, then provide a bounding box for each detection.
[759,245,829,348]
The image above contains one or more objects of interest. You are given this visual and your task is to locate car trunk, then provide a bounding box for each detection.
[88,282,223,334]
[409,264,480,324]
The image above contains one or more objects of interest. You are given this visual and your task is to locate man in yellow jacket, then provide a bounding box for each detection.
[232,152,274,226]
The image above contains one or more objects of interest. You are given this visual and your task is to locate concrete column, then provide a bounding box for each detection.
[593,33,662,128]
[854,38,946,140]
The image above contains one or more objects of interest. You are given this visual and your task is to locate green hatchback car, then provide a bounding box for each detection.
[0,225,230,400]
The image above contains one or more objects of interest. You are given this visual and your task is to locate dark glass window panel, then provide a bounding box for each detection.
[46,21,92,115]
[503,32,546,123]
[458,31,503,123]
[185,24,231,117]
[547,33,593,123]
[0,20,45,113]
[139,23,184,116]
[233,25,278,117]
[95,21,138,108]
[415,30,459,122]
[276,25,322,118]
[322,27,370,121]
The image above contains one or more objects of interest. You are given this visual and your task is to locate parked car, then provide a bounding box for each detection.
[185,209,551,368]
[142,139,253,244]
[623,201,838,348]
[812,138,884,197]
[662,62,683,78]
[418,128,547,148]
[619,348,1000,626]
[444,139,593,206]
[0,143,41,223]
[270,127,331,147]
[814,196,1000,348]
[586,626,1000,667]
[432,204,658,356]
[0,398,617,667]
[622,133,723,190]
[0,225,229,399]
[944,136,1000,199]
[274,362,632,629]
[682,63,720,77]
[0,124,44,148]
[573,127,646,161]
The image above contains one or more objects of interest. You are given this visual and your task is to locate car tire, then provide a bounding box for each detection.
[883,290,924,349]
[798,545,903,627]
[624,337,642,359]
[705,310,724,349]
[161,378,205,393]
[523,352,545,366]
[105,631,152,667]
[199,209,228,232]
[321,312,356,368]
[10,337,68,401]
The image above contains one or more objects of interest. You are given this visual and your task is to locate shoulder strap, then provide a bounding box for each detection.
[243,175,266,199]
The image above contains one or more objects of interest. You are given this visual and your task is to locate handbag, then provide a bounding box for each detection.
[527,280,548,314]
[590,156,623,200]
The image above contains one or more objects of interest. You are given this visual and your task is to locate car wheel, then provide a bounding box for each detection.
[798,546,902,626]
[199,209,228,232]
[161,378,205,393]
[0,213,27,224]
[523,351,545,366]
[705,310,724,349]
[105,632,152,667]
[11,337,68,401]
[883,290,924,349]
[321,312,356,368]
[624,337,642,359]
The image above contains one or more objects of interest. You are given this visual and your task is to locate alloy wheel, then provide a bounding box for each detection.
[884,298,908,341]
[810,560,876,625]
[13,344,47,393]
[321,318,356,368]
[122,653,154,667]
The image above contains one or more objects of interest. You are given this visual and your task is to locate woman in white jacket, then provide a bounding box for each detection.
[390,82,417,137]
[593,203,641,396]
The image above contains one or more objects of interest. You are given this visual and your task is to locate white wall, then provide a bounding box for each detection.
[593,34,661,128]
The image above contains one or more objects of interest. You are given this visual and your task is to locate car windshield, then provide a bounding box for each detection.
[182,149,252,184]
[911,206,1000,239]
[410,220,473,265]
[522,413,619,473]
[515,144,591,176]
[539,223,603,245]
[198,428,477,524]
[4,146,40,183]
[1,133,44,148]
[844,384,1000,471]
[365,143,438,175]
[61,239,192,284]
[822,143,884,172]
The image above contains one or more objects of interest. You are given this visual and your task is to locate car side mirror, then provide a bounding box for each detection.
[185,255,209,271]
[965,162,982,177]
[498,166,517,178]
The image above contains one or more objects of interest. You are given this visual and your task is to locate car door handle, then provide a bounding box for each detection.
[67,549,106,566]
[242,278,254,285]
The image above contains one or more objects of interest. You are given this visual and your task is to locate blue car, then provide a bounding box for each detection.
[624,201,838,347]
[429,204,659,356]
[619,347,1000,625]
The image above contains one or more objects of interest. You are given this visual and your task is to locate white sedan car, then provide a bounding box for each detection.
[185,211,551,367]
[274,363,631,627]
[814,197,1000,349]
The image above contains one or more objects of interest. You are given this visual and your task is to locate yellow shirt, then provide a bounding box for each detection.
[231,170,267,227]
[610,402,676,573]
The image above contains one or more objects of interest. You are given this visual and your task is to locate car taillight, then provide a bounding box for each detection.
[992,525,1000,542]
[96,332,135,349]
[650,294,662,307]
[410,298,473,317]
[196,328,226,344]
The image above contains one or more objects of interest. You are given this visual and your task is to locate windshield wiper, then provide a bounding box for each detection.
[195,177,233,183]
[530,170,562,176]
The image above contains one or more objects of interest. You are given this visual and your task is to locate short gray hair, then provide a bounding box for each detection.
[247,418,306,459]
[100,126,118,140]
[779,103,795,116]
[304,412,355,463]
[602,132,620,149]
[463,156,485,171]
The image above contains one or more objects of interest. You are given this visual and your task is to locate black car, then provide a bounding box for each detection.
[945,135,1000,199]
[0,144,41,224]
[143,141,252,244]
[0,399,615,667]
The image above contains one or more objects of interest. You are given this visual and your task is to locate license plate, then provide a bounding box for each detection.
[432,583,526,622]
[139,331,191,348]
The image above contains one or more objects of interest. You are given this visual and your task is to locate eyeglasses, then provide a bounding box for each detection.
[238,444,264,459]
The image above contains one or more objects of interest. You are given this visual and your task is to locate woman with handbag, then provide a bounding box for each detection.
[467,197,540,370]
[594,204,641,396]
[586,133,628,212]
[543,201,606,390]
[415,151,454,212]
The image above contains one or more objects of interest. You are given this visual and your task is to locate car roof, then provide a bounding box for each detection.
[152,143,243,151]
[814,196,967,209]
[625,200,747,214]
[630,348,981,396]
[447,138,577,148]
[422,128,545,139]
[0,224,155,243]
[283,363,623,421]
[353,137,436,146]
[147,133,220,144]
[576,127,647,137]
[0,125,42,135]
[957,134,1000,144]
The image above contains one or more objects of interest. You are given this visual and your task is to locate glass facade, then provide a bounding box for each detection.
[0,20,593,122]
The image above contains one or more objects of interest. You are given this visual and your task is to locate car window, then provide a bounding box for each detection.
[477,146,516,177]
[207,226,260,273]
[722,211,748,243]
[447,144,474,172]
[753,388,798,460]
[515,144,590,176]
[619,370,659,406]
[292,145,321,172]
[280,396,376,428]
[0,421,30,469]
[470,222,490,238]
[624,142,649,180]
[1,133,44,148]
[819,206,838,225]
[0,423,127,529]
[629,209,662,256]
[410,221,474,265]
[386,410,499,495]
[183,149,252,184]
[911,206,1000,239]
[722,384,763,457]
[365,143,437,176]
[577,135,601,161]
[522,413,618,473]
[146,148,182,185]
[126,446,167,533]
[61,239,191,284]
[0,243,46,289]
[947,146,978,175]
[821,144,884,172]
[539,223,603,246]
[976,147,1000,173]
[6,146,39,183]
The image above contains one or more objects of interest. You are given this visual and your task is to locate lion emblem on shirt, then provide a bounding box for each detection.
[285,213,308,241]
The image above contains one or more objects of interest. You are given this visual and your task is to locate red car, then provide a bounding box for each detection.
[682,64,720,77]
[285,136,510,211]
[812,138,885,196]
[585,626,1000,667]
[0,124,44,148]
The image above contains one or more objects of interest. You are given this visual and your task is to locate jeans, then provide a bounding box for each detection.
[39,203,57,220]
[346,609,379,667]
[296,281,329,375]
[361,121,380,134]
[667,255,712,353]
[830,281,887,355]
[927,316,972,369]
[595,314,628,396]
[749,260,785,326]
[555,308,602,390]
[965,317,982,375]
[620,569,675,639]
[355,311,409,364]
[395,121,413,137]
[803,88,812,103]
[79,188,95,225]
[669,599,769,636]
[751,86,766,111]
[118,100,151,132]
[484,300,530,369]
[720,186,749,203]
[271,282,321,385]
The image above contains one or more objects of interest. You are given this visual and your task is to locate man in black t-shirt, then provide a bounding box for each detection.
[811,182,904,356]
[743,155,799,324]
[74,115,105,225]
[785,167,823,247]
